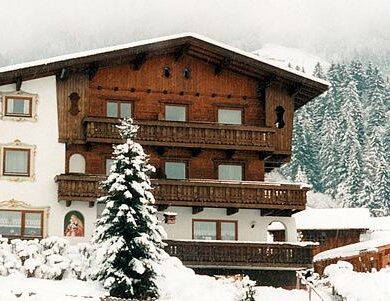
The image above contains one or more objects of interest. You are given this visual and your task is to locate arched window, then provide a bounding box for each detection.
[69,154,86,173]
[64,211,84,237]
[267,221,287,242]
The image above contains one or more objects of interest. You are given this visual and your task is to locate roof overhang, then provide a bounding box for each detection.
[0,33,329,109]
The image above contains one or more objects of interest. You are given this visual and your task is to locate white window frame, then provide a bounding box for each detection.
[0,91,38,122]
[0,140,36,181]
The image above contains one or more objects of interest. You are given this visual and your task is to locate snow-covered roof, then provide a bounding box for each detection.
[269,208,371,231]
[370,217,390,231]
[0,33,329,88]
[313,238,390,262]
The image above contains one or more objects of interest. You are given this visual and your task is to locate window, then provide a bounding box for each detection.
[106,101,132,118]
[165,105,186,121]
[218,164,243,181]
[1,92,38,121]
[0,210,43,239]
[193,220,237,240]
[218,108,242,125]
[0,142,35,180]
[106,158,115,175]
[165,161,186,179]
[5,96,32,117]
[3,148,30,176]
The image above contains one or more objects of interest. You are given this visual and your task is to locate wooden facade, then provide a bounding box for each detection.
[271,229,366,255]
[314,244,390,274]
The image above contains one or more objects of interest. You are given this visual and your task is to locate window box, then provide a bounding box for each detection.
[0,92,38,121]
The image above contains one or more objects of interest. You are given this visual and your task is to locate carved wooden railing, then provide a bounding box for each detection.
[164,239,314,268]
[55,174,105,202]
[155,179,307,209]
[55,174,307,210]
[83,117,275,151]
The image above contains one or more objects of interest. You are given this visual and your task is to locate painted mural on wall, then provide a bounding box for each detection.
[64,210,84,237]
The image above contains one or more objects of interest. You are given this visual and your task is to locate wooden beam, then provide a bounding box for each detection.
[88,201,95,208]
[261,209,293,217]
[214,58,231,75]
[65,200,72,207]
[157,204,169,211]
[258,75,277,91]
[86,62,99,80]
[224,149,235,159]
[192,206,204,214]
[59,68,69,80]
[173,43,190,61]
[191,147,202,157]
[132,52,148,71]
[15,77,22,91]
[288,84,303,97]
[227,208,239,216]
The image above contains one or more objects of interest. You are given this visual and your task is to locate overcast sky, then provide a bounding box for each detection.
[1,0,389,66]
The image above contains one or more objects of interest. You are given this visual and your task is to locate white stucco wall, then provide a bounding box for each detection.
[0,77,97,239]
[161,206,298,242]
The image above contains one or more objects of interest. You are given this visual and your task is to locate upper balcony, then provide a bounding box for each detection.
[83,117,276,152]
[54,174,307,212]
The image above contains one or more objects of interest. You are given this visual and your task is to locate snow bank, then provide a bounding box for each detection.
[320,261,390,301]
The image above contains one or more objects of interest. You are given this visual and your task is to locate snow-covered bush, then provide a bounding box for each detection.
[70,243,93,280]
[0,237,21,276]
[37,237,70,280]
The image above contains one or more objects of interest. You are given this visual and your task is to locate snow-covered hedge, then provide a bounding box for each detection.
[0,236,92,280]
[0,236,256,301]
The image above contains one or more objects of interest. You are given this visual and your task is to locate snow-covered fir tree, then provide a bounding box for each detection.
[280,61,389,216]
[92,119,166,299]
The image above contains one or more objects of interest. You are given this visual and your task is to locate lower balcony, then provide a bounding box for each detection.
[164,239,314,269]
[54,174,307,211]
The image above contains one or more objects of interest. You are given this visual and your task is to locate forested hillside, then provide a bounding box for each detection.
[281,61,390,216]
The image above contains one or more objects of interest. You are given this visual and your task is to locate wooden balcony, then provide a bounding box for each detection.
[83,117,275,152]
[164,239,314,269]
[54,174,307,211]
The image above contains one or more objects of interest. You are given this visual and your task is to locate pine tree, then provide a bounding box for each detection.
[92,119,166,299]
[349,60,366,96]
[362,126,390,216]
[313,62,327,80]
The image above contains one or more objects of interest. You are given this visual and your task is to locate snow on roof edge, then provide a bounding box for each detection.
[313,238,390,262]
[0,32,330,87]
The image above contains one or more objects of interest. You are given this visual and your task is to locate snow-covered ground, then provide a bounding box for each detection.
[318,261,390,301]
[0,272,320,301]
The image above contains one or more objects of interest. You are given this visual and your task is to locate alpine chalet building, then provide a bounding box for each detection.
[0,34,328,284]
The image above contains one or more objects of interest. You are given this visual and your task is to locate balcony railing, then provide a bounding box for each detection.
[164,239,314,269]
[55,174,307,210]
[83,117,275,151]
